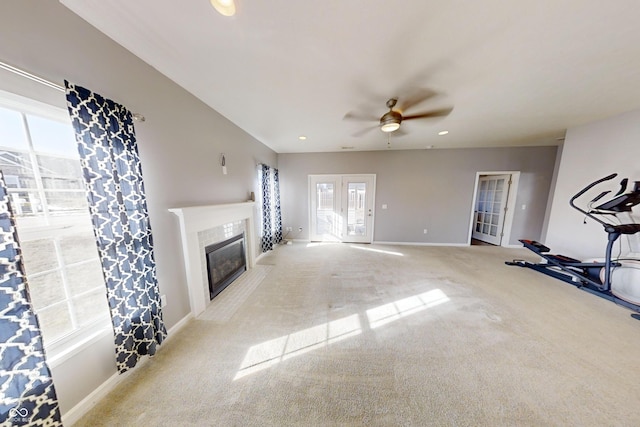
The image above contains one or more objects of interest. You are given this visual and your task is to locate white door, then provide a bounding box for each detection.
[342,175,375,243]
[472,174,510,245]
[310,175,342,242]
[309,174,375,243]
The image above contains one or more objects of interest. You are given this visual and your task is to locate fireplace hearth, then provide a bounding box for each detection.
[205,233,247,300]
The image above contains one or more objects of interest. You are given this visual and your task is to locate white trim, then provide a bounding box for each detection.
[373,241,468,247]
[47,326,112,368]
[164,312,194,341]
[0,88,69,122]
[60,312,193,426]
[255,250,269,262]
[61,361,140,426]
[287,239,468,247]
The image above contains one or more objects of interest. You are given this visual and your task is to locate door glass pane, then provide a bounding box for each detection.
[347,182,366,236]
[473,175,509,245]
[316,183,335,235]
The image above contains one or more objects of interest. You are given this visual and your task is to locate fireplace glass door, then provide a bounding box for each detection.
[205,233,246,299]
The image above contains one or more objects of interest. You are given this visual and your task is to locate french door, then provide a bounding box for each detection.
[309,174,376,243]
[472,174,511,245]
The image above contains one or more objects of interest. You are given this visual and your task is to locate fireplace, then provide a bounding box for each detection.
[169,202,256,317]
[205,233,247,299]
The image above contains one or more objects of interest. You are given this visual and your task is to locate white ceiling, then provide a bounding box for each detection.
[61,0,640,153]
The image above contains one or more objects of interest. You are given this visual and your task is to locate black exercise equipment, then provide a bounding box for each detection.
[506,173,640,312]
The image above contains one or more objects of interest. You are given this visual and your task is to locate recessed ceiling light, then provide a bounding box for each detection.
[438,130,449,136]
[210,0,236,17]
[298,135,307,140]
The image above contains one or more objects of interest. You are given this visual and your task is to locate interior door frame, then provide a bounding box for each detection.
[308,174,376,243]
[467,171,520,247]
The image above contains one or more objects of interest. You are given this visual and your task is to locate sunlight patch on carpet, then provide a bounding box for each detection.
[366,289,449,329]
[234,314,362,380]
[234,288,449,380]
[349,245,404,256]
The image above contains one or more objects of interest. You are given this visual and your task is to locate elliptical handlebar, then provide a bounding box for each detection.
[569,173,617,226]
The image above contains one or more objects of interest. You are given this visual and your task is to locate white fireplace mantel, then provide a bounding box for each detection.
[169,202,256,317]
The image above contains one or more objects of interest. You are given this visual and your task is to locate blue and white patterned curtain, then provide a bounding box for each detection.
[0,172,62,426]
[65,81,166,373]
[259,164,283,252]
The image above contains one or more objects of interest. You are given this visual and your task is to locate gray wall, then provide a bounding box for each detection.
[279,146,558,245]
[0,0,276,417]
[546,108,640,259]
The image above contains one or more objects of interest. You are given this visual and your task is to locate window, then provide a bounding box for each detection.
[0,93,110,361]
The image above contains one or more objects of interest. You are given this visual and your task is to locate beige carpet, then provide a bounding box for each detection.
[74,243,640,426]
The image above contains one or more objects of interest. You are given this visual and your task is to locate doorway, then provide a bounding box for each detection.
[469,172,519,246]
[309,174,376,243]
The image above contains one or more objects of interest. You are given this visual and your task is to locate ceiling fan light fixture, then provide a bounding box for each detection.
[380,110,402,133]
[210,0,236,16]
[381,122,400,133]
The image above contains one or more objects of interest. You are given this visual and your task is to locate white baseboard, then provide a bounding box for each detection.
[373,241,468,247]
[284,240,472,247]
[255,251,268,262]
[165,312,194,340]
[62,312,193,426]
[61,361,137,426]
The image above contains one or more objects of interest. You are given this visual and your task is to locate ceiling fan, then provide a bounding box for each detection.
[344,89,453,137]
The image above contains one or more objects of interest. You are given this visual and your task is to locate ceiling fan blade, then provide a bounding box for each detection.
[403,107,453,121]
[351,125,379,137]
[398,88,438,112]
[343,111,379,122]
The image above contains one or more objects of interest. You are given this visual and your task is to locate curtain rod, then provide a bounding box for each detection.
[0,60,64,92]
[0,60,146,122]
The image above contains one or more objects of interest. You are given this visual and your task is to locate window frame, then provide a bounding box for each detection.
[0,89,111,365]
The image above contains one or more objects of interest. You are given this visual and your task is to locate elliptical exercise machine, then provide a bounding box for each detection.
[506,173,640,313]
